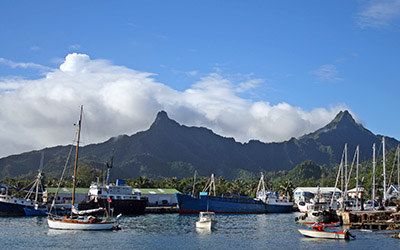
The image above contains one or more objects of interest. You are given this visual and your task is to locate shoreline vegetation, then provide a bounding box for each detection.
[1,149,398,200]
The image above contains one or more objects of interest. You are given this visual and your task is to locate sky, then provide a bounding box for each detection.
[0,0,400,157]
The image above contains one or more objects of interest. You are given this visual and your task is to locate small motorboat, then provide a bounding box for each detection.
[196,212,216,230]
[298,228,351,240]
[298,223,354,240]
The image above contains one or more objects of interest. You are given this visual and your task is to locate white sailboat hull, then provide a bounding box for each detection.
[47,218,114,230]
[298,229,349,239]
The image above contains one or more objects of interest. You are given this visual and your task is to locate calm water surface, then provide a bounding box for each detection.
[0,213,399,249]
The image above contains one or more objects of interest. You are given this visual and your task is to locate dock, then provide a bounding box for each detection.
[145,206,179,214]
[340,210,400,230]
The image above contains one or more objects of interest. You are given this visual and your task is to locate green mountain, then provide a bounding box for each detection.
[0,110,398,179]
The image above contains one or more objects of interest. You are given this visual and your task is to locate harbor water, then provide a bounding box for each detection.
[0,213,399,249]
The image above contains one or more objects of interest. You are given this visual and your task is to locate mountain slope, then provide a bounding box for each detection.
[0,110,398,179]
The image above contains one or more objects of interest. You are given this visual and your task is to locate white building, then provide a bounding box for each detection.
[347,186,364,199]
[133,188,180,206]
[293,187,342,204]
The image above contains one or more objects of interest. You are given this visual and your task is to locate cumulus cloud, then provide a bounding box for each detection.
[0,53,347,157]
[311,64,342,82]
[357,0,400,28]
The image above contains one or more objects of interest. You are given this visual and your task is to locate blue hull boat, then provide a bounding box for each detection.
[265,203,293,213]
[23,206,48,216]
[176,193,268,214]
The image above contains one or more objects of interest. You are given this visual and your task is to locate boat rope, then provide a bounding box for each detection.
[387,145,400,187]
[48,143,74,214]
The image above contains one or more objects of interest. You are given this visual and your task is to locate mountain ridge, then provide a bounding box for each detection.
[0,110,398,179]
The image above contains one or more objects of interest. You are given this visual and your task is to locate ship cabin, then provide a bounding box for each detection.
[293,187,342,205]
[347,186,365,199]
[88,179,141,202]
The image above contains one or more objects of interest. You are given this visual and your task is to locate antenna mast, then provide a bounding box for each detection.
[71,105,83,213]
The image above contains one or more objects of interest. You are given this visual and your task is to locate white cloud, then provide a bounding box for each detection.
[311,64,342,82]
[0,58,51,72]
[236,79,263,92]
[0,53,347,157]
[357,0,400,28]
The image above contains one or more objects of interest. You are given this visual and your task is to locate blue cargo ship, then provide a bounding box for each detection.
[177,173,293,214]
[176,193,267,214]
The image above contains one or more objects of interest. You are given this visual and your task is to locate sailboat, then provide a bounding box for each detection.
[47,106,116,230]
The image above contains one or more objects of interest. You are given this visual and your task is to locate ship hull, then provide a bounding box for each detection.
[23,206,48,216]
[265,203,293,213]
[176,194,267,214]
[47,217,114,230]
[78,198,147,215]
[0,200,25,216]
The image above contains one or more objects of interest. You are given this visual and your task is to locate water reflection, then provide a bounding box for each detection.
[196,227,212,235]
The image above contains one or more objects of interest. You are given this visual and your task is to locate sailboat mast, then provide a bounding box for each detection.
[356,145,359,209]
[191,170,197,197]
[382,137,387,202]
[344,143,348,203]
[71,105,83,210]
[35,153,44,203]
[372,143,376,207]
[397,145,400,187]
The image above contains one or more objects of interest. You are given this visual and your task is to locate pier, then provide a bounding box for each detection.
[341,210,400,230]
[145,206,179,214]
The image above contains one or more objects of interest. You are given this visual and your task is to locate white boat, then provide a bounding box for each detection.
[298,228,351,240]
[196,212,215,230]
[47,215,114,230]
[47,106,117,231]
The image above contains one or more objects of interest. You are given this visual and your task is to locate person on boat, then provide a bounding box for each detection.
[312,223,324,231]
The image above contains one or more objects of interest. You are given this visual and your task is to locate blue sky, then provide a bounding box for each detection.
[0,1,400,156]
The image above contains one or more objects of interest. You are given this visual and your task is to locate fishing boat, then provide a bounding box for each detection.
[298,228,351,240]
[78,155,147,215]
[295,203,339,224]
[177,174,267,214]
[195,211,216,230]
[256,173,293,213]
[0,156,48,216]
[47,106,116,230]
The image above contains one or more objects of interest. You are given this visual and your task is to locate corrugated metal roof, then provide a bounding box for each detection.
[133,188,181,195]
[293,187,342,193]
[46,187,180,195]
[46,187,88,195]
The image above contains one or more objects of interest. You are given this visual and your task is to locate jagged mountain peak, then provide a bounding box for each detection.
[149,110,180,130]
[156,110,169,120]
[300,110,363,141]
[331,110,357,126]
